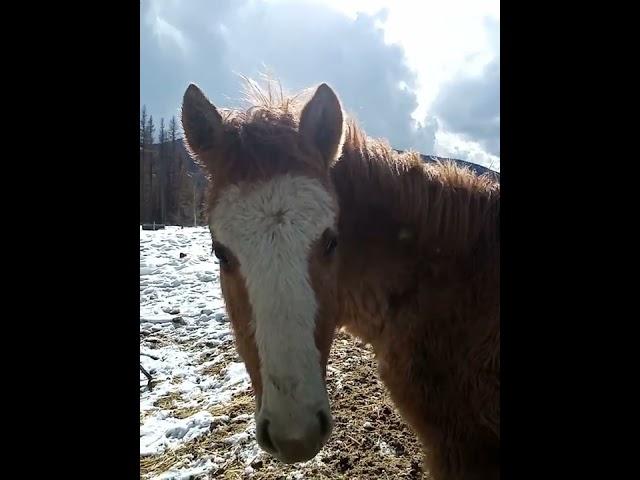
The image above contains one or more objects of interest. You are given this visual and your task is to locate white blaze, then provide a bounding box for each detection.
[211,174,336,415]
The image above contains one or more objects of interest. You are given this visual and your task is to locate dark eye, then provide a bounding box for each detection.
[213,245,229,266]
[324,232,338,256]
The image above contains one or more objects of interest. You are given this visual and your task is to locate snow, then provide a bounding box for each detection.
[140,226,256,477]
[378,439,394,456]
[223,431,251,445]
[141,411,215,456]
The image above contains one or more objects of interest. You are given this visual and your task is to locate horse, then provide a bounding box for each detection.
[181,79,500,480]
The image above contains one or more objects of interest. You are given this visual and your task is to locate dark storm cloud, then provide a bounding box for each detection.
[141,0,437,154]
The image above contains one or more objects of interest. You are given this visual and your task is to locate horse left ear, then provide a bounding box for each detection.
[299,83,345,166]
[181,83,223,162]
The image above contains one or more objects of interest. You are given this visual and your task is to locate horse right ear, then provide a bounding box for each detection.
[299,83,345,167]
[181,83,223,160]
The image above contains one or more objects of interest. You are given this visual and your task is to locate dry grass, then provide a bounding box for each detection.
[208,391,254,418]
[199,357,231,378]
[140,450,185,477]
[153,391,183,410]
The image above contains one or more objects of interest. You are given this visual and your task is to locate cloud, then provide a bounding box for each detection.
[431,17,500,156]
[140,0,437,154]
[435,131,500,172]
[150,16,189,55]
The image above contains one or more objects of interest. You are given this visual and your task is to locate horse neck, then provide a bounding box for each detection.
[330,144,500,348]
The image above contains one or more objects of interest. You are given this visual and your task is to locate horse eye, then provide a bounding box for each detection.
[324,233,338,256]
[213,246,229,266]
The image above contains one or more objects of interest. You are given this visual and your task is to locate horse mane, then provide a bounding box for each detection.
[207,76,500,256]
[336,122,500,256]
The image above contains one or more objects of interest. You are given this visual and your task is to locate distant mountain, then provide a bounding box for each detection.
[395,150,500,182]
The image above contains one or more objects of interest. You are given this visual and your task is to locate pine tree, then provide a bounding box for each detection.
[140,105,147,223]
[167,116,179,224]
[169,116,177,144]
[158,118,165,144]
[146,115,155,145]
[140,105,147,148]
[146,115,156,220]
[158,118,167,224]
[140,106,148,223]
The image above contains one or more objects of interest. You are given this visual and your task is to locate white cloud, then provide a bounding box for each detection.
[300,0,500,119]
[435,131,500,172]
[151,15,189,55]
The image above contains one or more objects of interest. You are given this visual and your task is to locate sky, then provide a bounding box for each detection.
[140,0,499,170]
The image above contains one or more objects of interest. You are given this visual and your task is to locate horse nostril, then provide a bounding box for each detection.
[259,419,276,452]
[317,410,330,437]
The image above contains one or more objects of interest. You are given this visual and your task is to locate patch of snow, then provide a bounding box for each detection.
[223,432,250,445]
[141,411,213,456]
[379,439,394,456]
[140,227,259,478]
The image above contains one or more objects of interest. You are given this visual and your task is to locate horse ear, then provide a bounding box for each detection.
[299,83,345,166]
[181,83,223,160]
